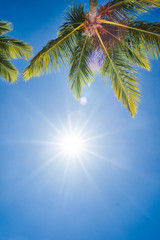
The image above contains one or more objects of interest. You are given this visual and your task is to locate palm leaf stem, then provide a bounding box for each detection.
[76,34,89,75]
[95,27,138,116]
[32,23,84,63]
[0,38,32,60]
[69,34,90,98]
[95,28,129,101]
[107,0,160,10]
[103,28,119,40]
[100,19,160,38]
[102,27,150,70]
[97,0,160,16]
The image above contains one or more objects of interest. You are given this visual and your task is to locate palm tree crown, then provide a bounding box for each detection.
[0,21,32,82]
[23,0,160,117]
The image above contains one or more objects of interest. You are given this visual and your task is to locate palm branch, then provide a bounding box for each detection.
[0,57,18,82]
[23,4,86,81]
[23,23,84,80]
[23,0,160,117]
[96,28,140,117]
[0,21,12,36]
[68,34,94,98]
[98,0,160,18]
[0,21,32,82]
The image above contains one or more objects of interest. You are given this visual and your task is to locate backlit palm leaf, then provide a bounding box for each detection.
[0,21,12,36]
[0,57,18,82]
[100,22,151,70]
[96,28,140,116]
[121,44,150,70]
[23,23,84,80]
[125,21,160,59]
[100,19,160,59]
[0,37,33,60]
[98,0,160,18]
[24,4,86,80]
[59,3,85,34]
[0,21,32,82]
[23,1,160,117]
[68,34,94,99]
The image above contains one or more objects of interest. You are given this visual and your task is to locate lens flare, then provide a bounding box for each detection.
[80,97,87,106]
[88,48,105,71]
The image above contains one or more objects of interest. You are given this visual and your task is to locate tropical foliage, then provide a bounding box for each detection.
[0,21,32,82]
[23,0,160,117]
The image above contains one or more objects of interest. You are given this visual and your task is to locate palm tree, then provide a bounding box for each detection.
[23,0,160,117]
[0,21,32,82]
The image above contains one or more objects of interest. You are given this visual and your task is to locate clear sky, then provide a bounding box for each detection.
[0,1,160,240]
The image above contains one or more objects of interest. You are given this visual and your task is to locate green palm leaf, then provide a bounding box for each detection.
[125,21,160,59]
[102,24,151,69]
[0,21,12,36]
[0,57,18,82]
[23,4,86,80]
[96,28,140,117]
[58,3,85,34]
[68,34,94,99]
[0,36,32,60]
[100,19,160,59]
[0,20,32,82]
[121,44,150,70]
[23,2,160,116]
[23,23,84,80]
[103,0,160,18]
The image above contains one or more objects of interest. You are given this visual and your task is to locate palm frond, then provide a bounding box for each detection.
[99,0,160,18]
[100,22,151,70]
[23,4,86,81]
[124,21,160,59]
[22,2,160,116]
[23,23,84,80]
[100,19,160,59]
[59,3,85,34]
[95,28,140,117]
[0,21,12,36]
[121,43,150,70]
[68,34,94,99]
[0,57,18,82]
[0,36,32,60]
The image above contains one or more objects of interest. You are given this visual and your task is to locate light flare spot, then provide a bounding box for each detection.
[80,97,87,106]
[88,48,105,71]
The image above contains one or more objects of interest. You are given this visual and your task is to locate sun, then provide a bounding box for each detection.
[34,116,101,162]
[58,130,85,158]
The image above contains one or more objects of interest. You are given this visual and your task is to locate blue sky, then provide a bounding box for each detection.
[0,1,160,240]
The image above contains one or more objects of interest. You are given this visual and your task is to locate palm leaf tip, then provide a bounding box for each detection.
[23,65,32,81]
[68,34,94,99]
[0,38,33,60]
[0,57,18,82]
[103,0,160,18]
[17,41,33,60]
[23,14,85,81]
[0,20,33,83]
[95,28,141,117]
[0,21,12,35]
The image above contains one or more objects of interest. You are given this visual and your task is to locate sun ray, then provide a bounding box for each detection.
[77,156,101,192]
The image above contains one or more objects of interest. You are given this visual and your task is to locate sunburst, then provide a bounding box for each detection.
[56,128,86,158]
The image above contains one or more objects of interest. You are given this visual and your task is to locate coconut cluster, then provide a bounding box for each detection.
[84,16,105,37]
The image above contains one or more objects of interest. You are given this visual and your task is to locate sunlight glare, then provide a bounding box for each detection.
[59,131,85,158]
